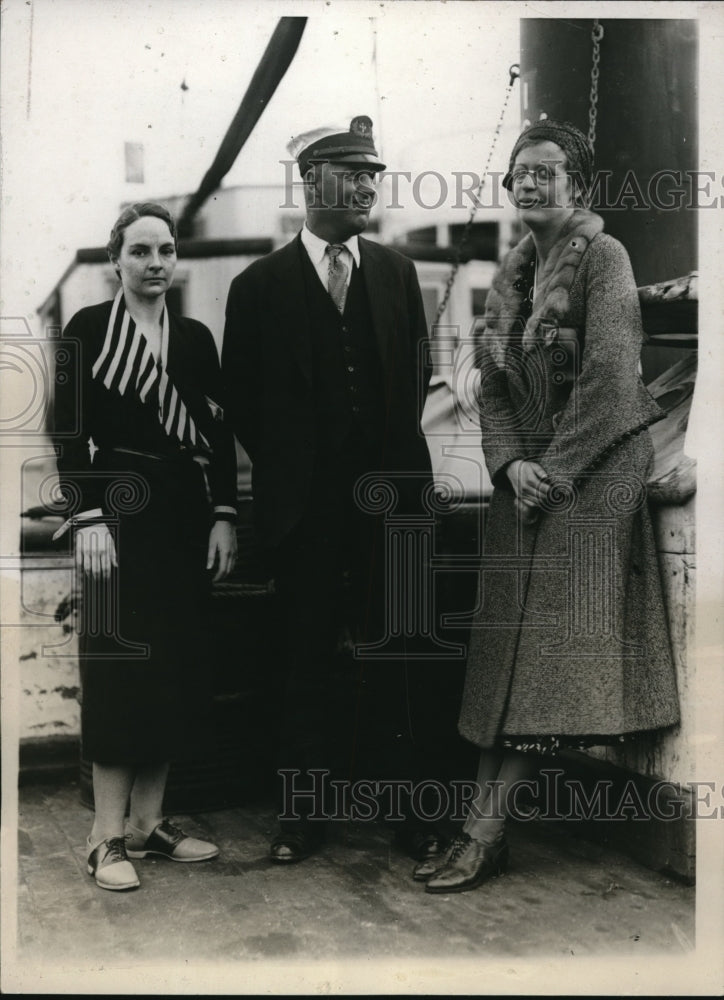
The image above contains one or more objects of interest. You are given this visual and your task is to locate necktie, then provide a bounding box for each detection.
[325,244,349,313]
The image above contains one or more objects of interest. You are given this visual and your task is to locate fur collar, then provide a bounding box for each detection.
[484,209,605,365]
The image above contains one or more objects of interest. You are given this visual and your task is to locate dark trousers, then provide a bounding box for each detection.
[270,428,424,824]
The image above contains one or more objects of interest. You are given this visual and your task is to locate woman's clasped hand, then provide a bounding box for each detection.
[505,458,550,524]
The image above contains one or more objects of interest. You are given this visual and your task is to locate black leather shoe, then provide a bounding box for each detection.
[412,832,464,882]
[392,824,444,862]
[425,832,509,894]
[269,825,324,864]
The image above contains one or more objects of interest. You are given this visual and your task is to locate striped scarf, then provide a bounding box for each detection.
[91,289,209,449]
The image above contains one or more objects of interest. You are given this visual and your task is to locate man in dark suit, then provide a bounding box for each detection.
[222,116,440,864]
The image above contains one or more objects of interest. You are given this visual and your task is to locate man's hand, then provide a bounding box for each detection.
[207,520,237,583]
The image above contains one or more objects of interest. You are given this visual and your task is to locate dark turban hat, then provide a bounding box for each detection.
[502,119,593,199]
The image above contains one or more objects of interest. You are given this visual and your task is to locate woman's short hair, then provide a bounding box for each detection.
[106,202,178,262]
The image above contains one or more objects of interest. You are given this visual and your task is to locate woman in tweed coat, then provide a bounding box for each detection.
[420,121,680,894]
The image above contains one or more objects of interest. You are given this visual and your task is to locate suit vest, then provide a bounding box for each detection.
[300,249,386,453]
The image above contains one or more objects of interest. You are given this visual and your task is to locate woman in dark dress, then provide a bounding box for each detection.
[417,121,680,894]
[53,202,237,890]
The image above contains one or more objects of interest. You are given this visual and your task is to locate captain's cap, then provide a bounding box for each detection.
[287,115,386,175]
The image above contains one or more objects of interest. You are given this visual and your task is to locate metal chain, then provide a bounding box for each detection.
[434,63,520,325]
[588,20,604,157]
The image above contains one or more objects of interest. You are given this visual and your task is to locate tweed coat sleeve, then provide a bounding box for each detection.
[476,337,529,487]
[538,234,664,484]
[473,242,528,485]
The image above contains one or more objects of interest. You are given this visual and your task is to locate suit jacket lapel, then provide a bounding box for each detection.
[276,234,314,383]
[359,238,394,381]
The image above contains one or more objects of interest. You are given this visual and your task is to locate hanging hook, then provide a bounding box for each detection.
[509,63,520,86]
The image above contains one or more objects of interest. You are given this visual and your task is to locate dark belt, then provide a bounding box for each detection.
[104,447,212,505]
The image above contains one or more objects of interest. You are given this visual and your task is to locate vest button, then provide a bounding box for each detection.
[341,325,349,333]
[352,405,360,413]
[344,345,352,353]
[347,365,355,373]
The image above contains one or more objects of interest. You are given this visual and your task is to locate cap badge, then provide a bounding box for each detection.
[350,115,373,139]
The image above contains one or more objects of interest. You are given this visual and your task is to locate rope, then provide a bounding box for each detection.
[433,63,520,325]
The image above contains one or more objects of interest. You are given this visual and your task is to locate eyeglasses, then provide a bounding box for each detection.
[509,164,565,186]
